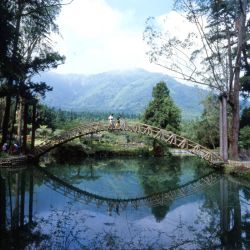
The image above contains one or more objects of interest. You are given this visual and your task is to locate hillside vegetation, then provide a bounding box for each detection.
[37,68,208,120]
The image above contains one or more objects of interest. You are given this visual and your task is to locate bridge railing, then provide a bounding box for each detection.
[38,122,104,146]
[33,121,223,165]
[33,122,108,156]
[122,123,223,164]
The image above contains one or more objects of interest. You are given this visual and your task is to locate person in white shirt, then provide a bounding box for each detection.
[108,114,114,128]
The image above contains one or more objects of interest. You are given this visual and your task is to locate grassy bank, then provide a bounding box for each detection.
[48,133,153,163]
[224,161,250,180]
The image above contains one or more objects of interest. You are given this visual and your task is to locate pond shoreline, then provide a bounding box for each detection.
[224,160,250,181]
[1,145,250,182]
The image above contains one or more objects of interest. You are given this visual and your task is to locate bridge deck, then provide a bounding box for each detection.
[32,121,224,165]
[0,121,225,167]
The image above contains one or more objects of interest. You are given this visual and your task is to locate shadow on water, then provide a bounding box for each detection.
[0,156,250,249]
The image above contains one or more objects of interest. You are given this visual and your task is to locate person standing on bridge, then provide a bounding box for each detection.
[115,116,121,129]
[108,114,114,129]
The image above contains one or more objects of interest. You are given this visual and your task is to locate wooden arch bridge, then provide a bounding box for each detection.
[33,121,223,165]
[39,167,220,211]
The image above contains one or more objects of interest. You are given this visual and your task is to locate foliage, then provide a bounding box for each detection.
[181,94,219,148]
[197,95,220,148]
[241,75,250,98]
[36,125,52,139]
[36,104,57,130]
[239,126,250,149]
[0,0,66,146]
[240,107,250,129]
[0,0,65,96]
[142,81,181,132]
[0,1,14,79]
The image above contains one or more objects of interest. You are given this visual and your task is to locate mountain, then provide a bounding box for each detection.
[36,68,208,120]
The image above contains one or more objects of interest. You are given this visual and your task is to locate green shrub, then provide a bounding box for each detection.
[239,126,250,149]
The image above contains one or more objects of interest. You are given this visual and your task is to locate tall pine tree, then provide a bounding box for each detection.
[142,81,181,132]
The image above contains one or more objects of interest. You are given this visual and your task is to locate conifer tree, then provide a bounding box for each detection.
[142,81,181,132]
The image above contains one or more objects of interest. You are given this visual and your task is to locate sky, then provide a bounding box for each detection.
[53,0,176,75]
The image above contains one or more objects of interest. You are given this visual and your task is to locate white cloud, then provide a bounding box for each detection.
[158,11,196,38]
[58,0,123,39]
[51,2,199,76]
[53,0,146,74]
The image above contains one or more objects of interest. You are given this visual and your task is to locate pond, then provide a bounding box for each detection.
[0,156,250,249]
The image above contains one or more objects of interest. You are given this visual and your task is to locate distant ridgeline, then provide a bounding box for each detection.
[46,109,139,122]
[35,68,208,120]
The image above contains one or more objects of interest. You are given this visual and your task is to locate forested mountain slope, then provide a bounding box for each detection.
[37,68,208,120]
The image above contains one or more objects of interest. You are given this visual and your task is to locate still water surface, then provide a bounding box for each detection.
[0,156,250,249]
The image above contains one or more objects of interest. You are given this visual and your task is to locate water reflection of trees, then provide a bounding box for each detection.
[0,167,47,249]
[137,156,212,222]
[220,178,250,248]
[187,177,250,249]
[42,159,102,185]
[1,162,250,249]
[137,156,181,222]
[137,157,250,248]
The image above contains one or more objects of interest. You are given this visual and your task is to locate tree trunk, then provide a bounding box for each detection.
[153,139,164,157]
[0,99,6,131]
[22,100,28,153]
[219,94,228,161]
[230,0,246,160]
[1,95,11,145]
[31,101,37,150]
[17,97,23,146]
[2,2,24,146]
[2,97,11,145]
[230,87,240,160]
[10,95,19,144]
[219,98,223,157]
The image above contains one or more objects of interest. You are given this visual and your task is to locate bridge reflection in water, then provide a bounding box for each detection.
[39,167,220,211]
[0,160,250,249]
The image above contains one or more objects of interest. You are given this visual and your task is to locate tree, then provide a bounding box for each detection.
[36,104,57,130]
[142,81,181,132]
[144,0,249,160]
[239,126,250,149]
[198,95,220,148]
[0,0,66,150]
[239,107,250,150]
[182,94,220,148]
[0,1,15,79]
